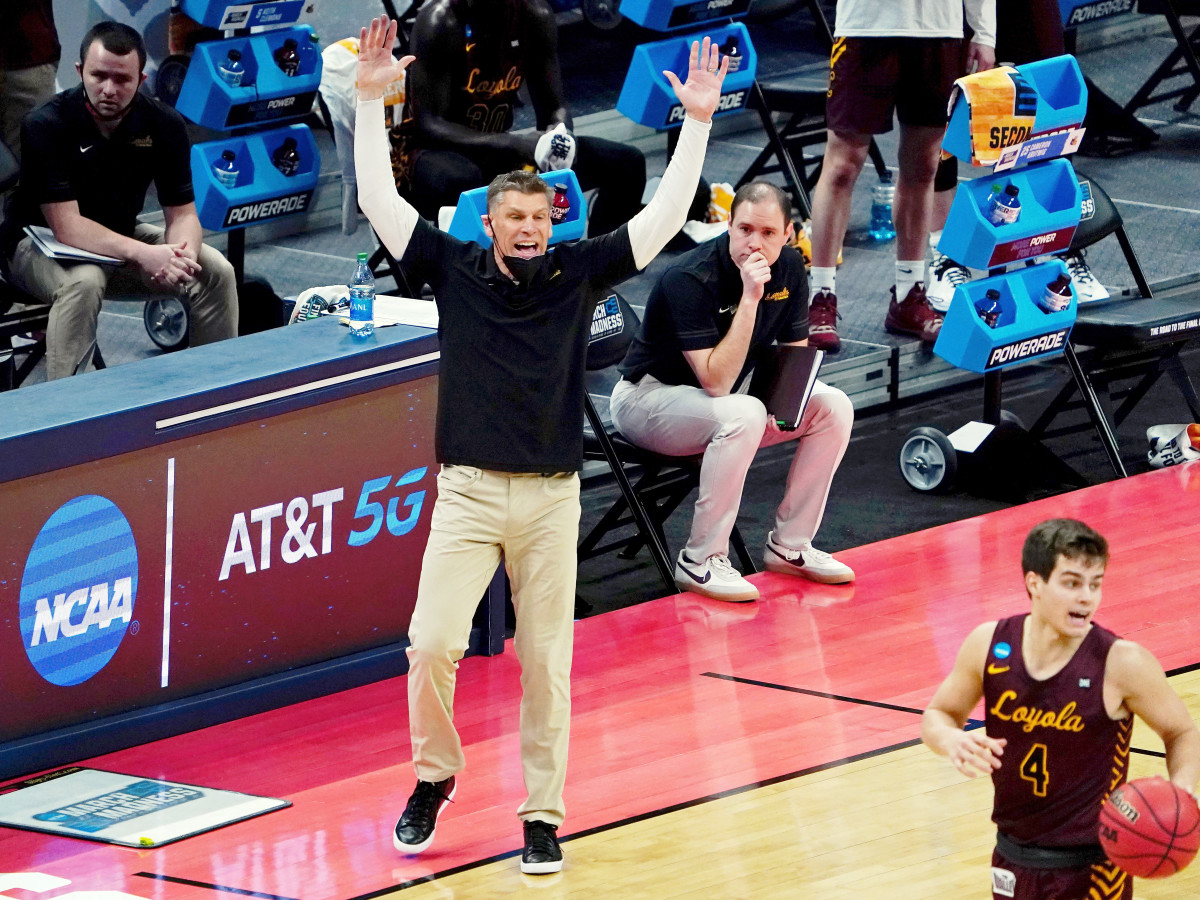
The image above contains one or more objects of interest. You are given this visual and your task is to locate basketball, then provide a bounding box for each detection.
[1098,778,1200,878]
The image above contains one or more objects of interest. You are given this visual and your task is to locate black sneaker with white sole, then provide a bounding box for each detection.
[393,776,456,854]
[521,820,563,874]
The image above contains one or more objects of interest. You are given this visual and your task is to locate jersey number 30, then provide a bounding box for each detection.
[1020,743,1050,797]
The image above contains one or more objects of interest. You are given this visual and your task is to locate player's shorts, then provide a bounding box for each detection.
[826,36,962,135]
[991,848,1131,900]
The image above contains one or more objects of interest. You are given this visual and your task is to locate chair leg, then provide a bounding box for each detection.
[730,525,757,574]
[1114,226,1153,299]
[582,398,677,592]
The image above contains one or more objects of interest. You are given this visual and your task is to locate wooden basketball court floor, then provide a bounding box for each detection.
[4,464,1200,899]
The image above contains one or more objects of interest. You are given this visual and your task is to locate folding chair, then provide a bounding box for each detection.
[579,292,757,594]
[1029,172,1200,476]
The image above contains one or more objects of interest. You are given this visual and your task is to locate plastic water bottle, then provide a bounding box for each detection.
[213,150,238,189]
[1039,272,1073,313]
[987,184,1022,226]
[975,288,1002,328]
[868,172,896,241]
[551,183,571,224]
[719,34,742,73]
[218,49,244,87]
[349,251,374,338]
[274,38,301,77]
[272,137,301,176]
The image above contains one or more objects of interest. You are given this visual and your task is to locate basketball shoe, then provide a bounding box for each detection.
[926,248,971,313]
[764,531,854,584]
[521,820,564,874]
[393,776,456,853]
[885,282,943,345]
[808,289,841,352]
[1065,250,1110,303]
[674,550,759,602]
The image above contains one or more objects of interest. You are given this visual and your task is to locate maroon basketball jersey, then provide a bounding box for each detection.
[985,614,1132,847]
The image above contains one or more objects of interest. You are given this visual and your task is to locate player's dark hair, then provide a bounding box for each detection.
[1021,518,1109,582]
[80,22,147,72]
[486,170,553,213]
[729,181,791,227]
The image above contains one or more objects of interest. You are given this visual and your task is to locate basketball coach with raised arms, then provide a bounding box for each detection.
[353,15,727,875]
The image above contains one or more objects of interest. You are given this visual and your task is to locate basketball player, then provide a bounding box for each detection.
[392,0,645,236]
[922,518,1200,899]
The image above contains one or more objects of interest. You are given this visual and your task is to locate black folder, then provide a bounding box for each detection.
[748,345,824,431]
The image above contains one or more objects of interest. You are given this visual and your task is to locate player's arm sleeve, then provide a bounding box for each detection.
[626,114,711,270]
[965,0,997,47]
[355,97,420,260]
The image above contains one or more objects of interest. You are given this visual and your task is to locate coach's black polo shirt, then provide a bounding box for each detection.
[618,232,810,391]
[3,86,194,260]
[401,217,639,473]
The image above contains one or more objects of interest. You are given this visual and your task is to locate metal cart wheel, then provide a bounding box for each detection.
[899,426,958,493]
[144,296,190,351]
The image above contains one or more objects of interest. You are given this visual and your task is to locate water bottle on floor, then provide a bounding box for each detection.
[349,252,374,338]
[868,172,896,242]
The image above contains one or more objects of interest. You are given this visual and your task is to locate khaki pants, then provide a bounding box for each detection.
[610,375,853,561]
[1,63,57,163]
[8,223,238,380]
[407,465,580,826]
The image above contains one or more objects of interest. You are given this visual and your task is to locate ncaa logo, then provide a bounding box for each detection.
[19,496,139,686]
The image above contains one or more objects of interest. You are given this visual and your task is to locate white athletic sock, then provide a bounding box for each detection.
[895,259,925,300]
[810,266,836,296]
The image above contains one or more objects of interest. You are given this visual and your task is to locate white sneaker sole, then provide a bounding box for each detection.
[764,556,854,585]
[392,783,456,854]
[520,857,564,875]
[674,577,759,602]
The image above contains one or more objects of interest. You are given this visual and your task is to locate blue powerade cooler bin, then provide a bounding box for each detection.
[617,23,756,129]
[176,27,322,130]
[192,124,321,232]
[446,170,587,248]
[619,0,753,31]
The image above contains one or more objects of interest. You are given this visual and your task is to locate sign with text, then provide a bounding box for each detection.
[0,377,438,746]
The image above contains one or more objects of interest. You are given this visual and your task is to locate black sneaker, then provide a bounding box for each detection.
[521,820,563,874]
[392,776,456,854]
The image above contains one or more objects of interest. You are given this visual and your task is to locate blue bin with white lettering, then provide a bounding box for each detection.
[617,23,756,129]
[936,158,1082,271]
[192,124,320,232]
[176,27,321,130]
[180,0,308,29]
[934,260,1077,373]
[446,170,587,247]
[943,55,1086,165]
[619,0,753,31]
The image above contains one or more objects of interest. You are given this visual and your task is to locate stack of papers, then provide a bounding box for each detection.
[24,226,121,265]
[334,295,439,329]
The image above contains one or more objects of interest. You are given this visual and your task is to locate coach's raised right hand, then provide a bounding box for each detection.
[357,16,415,102]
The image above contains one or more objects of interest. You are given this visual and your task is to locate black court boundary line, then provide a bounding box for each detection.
[134,874,299,900]
[131,660,1200,896]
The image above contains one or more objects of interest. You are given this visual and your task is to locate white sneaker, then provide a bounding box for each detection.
[1065,251,1110,303]
[926,249,972,313]
[764,531,854,584]
[674,551,759,602]
[1147,423,1200,468]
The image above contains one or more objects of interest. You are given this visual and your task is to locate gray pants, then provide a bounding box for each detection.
[8,223,238,379]
[610,375,853,561]
[1,63,57,163]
